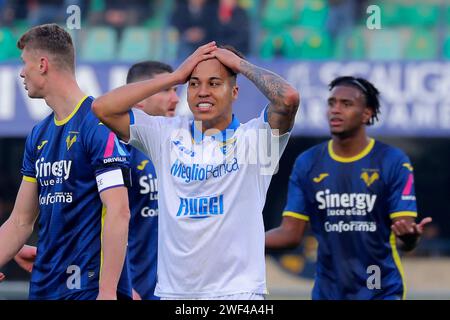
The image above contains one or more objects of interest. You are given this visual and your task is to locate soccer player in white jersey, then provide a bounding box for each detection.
[92,43,300,299]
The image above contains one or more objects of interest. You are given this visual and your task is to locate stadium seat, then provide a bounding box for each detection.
[296,0,328,28]
[239,0,258,18]
[404,28,437,60]
[400,2,439,27]
[259,30,296,59]
[80,27,117,61]
[0,28,19,61]
[366,29,403,60]
[379,0,403,26]
[283,27,304,59]
[445,3,450,25]
[261,0,297,30]
[287,27,332,60]
[144,0,174,28]
[89,0,105,11]
[443,30,450,59]
[259,32,283,59]
[334,27,366,60]
[259,27,332,60]
[300,29,332,60]
[162,27,179,62]
[381,0,439,27]
[118,27,152,62]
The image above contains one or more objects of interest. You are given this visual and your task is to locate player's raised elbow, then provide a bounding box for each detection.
[284,87,300,111]
[91,98,108,121]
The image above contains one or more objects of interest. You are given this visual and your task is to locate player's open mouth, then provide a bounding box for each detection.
[197,102,213,112]
[329,118,343,126]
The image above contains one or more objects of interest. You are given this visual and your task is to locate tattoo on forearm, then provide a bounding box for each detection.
[239,60,293,111]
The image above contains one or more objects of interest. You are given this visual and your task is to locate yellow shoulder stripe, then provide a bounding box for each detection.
[390,211,418,219]
[23,176,37,183]
[283,211,310,221]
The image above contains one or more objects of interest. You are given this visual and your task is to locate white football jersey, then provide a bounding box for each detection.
[128,108,290,298]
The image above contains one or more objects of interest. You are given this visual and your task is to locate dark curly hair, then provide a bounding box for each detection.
[329,76,381,125]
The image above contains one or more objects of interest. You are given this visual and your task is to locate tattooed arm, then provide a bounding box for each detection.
[214,48,300,134]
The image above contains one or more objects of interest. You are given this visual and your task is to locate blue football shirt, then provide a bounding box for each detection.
[21,96,132,299]
[284,138,417,300]
[127,146,159,300]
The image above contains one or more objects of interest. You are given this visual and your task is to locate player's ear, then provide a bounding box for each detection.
[231,85,239,102]
[39,56,49,74]
[362,106,372,124]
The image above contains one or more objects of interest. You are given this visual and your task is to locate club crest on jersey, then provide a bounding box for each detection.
[313,173,329,183]
[360,170,379,187]
[218,138,237,156]
[66,132,78,151]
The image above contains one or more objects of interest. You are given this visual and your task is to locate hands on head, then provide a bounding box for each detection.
[174,41,244,84]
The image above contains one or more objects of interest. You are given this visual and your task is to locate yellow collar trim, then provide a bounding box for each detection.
[54,95,88,126]
[328,138,375,163]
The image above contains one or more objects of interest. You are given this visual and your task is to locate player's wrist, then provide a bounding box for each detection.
[398,233,419,251]
[171,70,187,85]
[96,291,117,300]
[235,58,247,74]
[98,285,117,299]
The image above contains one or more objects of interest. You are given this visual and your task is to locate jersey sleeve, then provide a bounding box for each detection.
[82,113,130,192]
[283,154,310,222]
[21,130,37,183]
[245,106,291,176]
[260,105,291,158]
[128,109,166,167]
[387,151,418,220]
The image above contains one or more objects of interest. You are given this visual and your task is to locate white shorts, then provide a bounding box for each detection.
[160,293,265,300]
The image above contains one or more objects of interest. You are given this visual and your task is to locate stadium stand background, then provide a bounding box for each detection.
[1,0,450,299]
[1,0,450,62]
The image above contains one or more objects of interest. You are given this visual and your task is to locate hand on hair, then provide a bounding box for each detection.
[213,47,244,74]
[175,41,217,84]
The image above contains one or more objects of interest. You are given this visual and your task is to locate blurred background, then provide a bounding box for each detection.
[0,0,450,299]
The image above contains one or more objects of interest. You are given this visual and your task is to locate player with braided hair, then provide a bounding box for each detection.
[266,76,432,300]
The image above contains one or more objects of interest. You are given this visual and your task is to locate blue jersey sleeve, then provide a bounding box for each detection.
[21,129,37,182]
[82,112,130,176]
[283,154,310,222]
[386,151,418,220]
